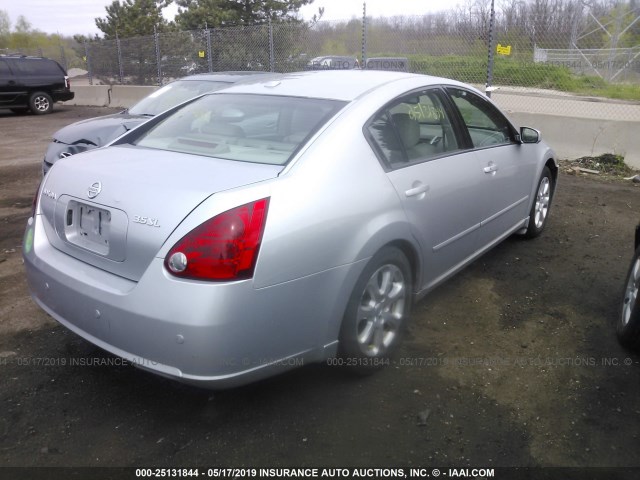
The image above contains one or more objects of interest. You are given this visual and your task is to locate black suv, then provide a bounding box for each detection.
[0,55,74,114]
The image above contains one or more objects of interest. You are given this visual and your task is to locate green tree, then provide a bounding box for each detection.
[14,15,32,33]
[175,0,314,30]
[10,15,38,48]
[0,10,10,48]
[95,0,174,39]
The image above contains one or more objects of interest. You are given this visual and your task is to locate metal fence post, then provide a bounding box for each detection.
[116,33,124,84]
[206,28,213,72]
[268,16,275,72]
[59,44,68,71]
[361,2,367,68]
[84,41,93,86]
[153,25,163,86]
[485,0,496,98]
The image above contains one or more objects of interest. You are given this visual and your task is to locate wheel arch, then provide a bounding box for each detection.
[384,238,421,296]
[322,230,423,353]
[545,157,558,189]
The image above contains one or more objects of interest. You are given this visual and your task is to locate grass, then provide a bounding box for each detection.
[401,54,640,101]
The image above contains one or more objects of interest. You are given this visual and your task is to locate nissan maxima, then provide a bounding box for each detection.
[24,70,557,388]
[42,71,276,174]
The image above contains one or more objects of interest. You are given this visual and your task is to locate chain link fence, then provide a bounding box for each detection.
[4,6,639,121]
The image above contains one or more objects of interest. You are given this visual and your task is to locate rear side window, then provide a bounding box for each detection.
[14,59,64,76]
[0,60,11,76]
[133,93,346,165]
[365,89,462,168]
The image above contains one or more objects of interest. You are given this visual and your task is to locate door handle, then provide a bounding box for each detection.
[405,184,430,197]
[484,162,498,174]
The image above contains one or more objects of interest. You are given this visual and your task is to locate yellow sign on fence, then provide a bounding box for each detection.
[198,50,206,58]
[497,44,512,55]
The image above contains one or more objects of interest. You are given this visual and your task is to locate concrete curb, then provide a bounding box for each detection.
[63,85,112,107]
[64,85,159,109]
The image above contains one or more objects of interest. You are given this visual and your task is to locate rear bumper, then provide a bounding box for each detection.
[53,91,74,102]
[23,214,348,388]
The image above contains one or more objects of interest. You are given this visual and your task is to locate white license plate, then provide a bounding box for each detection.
[64,201,112,255]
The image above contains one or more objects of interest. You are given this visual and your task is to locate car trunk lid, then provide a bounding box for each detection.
[39,145,282,281]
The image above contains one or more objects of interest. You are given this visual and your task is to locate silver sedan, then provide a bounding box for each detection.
[24,70,557,388]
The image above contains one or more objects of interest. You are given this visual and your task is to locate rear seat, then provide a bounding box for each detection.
[391,113,442,160]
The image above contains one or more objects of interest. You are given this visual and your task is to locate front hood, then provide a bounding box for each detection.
[53,113,148,146]
[38,145,283,281]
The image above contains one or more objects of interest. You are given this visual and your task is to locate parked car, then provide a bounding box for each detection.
[24,70,557,389]
[617,223,640,347]
[42,71,277,174]
[0,54,74,115]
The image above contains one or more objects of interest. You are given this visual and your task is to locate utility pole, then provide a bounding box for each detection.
[485,0,496,98]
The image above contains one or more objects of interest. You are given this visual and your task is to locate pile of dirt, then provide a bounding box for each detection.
[564,153,640,181]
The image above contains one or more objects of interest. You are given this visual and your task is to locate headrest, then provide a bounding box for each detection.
[391,113,420,148]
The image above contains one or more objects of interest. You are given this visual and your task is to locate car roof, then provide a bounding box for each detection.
[216,70,463,101]
[0,54,58,62]
[181,71,277,83]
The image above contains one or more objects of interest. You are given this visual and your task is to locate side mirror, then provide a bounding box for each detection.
[520,126,541,144]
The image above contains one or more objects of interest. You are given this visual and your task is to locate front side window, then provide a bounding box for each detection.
[133,93,346,165]
[366,89,461,168]
[446,87,515,148]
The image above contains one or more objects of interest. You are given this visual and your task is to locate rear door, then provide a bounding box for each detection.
[366,87,487,290]
[0,59,19,106]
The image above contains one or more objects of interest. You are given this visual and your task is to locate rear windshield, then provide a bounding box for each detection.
[128,80,230,116]
[133,93,346,165]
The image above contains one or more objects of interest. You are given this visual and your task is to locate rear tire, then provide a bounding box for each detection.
[618,246,640,349]
[338,246,412,374]
[29,92,53,115]
[525,166,554,238]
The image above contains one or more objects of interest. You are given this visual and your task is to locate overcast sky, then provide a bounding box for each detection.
[1,0,455,37]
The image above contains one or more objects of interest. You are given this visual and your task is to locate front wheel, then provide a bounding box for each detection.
[339,246,412,374]
[524,166,554,238]
[617,246,640,349]
[29,92,53,115]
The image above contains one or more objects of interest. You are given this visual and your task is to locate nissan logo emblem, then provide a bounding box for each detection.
[87,181,102,199]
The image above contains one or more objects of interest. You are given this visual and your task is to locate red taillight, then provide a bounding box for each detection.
[165,198,270,281]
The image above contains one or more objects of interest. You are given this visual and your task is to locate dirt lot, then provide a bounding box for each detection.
[1,106,640,475]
